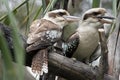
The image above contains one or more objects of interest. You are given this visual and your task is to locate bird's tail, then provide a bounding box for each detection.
[31,49,48,75]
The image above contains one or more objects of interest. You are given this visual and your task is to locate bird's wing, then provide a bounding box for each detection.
[26,19,62,52]
[64,32,79,57]
[89,44,101,63]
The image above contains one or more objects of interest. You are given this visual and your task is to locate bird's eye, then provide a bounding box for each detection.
[93,12,100,16]
[92,12,100,16]
[58,12,66,16]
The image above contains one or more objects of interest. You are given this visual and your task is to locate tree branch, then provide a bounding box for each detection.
[48,53,116,80]
[48,53,97,80]
[98,28,109,80]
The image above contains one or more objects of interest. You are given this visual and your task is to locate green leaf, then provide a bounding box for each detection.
[2,0,25,80]
[0,0,29,21]
[33,6,42,20]
[0,30,16,80]
[112,0,117,16]
[3,10,17,25]
[42,0,47,11]
[43,0,57,15]
[25,0,30,34]
[92,0,100,8]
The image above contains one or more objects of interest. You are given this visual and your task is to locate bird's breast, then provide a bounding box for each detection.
[73,27,99,61]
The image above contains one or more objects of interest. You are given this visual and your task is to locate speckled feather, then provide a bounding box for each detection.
[26,19,62,52]
[31,49,48,75]
[62,32,79,57]
[26,19,63,74]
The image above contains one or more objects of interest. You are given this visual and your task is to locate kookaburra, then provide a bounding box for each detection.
[26,9,79,75]
[62,8,114,63]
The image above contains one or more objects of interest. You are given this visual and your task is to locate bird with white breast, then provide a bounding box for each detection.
[62,8,115,64]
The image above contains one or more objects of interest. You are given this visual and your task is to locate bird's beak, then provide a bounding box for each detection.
[97,16,115,24]
[63,16,80,22]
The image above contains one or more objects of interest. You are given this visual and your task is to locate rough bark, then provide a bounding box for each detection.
[49,53,97,80]
[98,29,109,80]
[48,53,116,80]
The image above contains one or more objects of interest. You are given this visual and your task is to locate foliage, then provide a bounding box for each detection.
[92,0,100,8]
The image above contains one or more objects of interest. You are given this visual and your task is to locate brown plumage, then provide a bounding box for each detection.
[31,49,48,75]
[26,19,62,52]
[26,19,62,75]
[26,9,79,75]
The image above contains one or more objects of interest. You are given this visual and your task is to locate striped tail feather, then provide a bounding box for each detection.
[31,49,48,75]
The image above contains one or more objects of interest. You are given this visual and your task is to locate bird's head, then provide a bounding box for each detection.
[43,9,79,28]
[81,8,115,28]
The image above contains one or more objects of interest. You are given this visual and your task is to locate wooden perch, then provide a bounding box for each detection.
[98,28,109,80]
[98,29,109,73]
[48,53,97,80]
[48,53,116,80]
